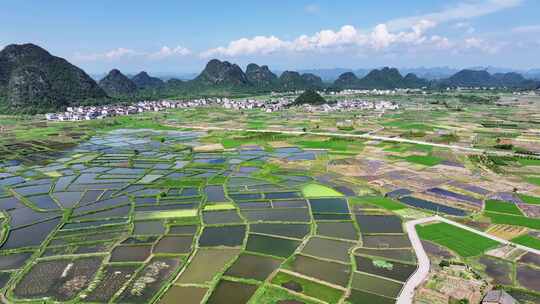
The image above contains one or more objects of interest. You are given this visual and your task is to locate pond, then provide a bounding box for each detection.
[199,226,246,247]
[110,245,152,262]
[205,185,227,202]
[302,237,354,263]
[205,280,258,304]
[26,195,59,210]
[316,221,358,240]
[0,252,33,271]
[203,210,243,225]
[176,249,241,284]
[241,208,310,223]
[309,198,350,214]
[354,255,417,282]
[287,254,351,287]
[159,286,208,304]
[250,223,310,239]
[245,234,301,258]
[133,220,166,235]
[1,218,61,250]
[224,253,282,281]
[154,235,194,254]
[398,196,467,216]
[355,215,404,234]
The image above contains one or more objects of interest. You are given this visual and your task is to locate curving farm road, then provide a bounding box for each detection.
[397,217,433,304]
[398,215,540,304]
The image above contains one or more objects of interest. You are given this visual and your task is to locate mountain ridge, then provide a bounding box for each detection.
[0,43,107,113]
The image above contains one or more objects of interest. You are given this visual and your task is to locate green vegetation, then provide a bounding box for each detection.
[517,158,540,166]
[511,235,540,250]
[525,176,540,186]
[518,194,540,205]
[417,222,500,257]
[271,271,344,303]
[485,212,540,230]
[296,137,363,152]
[403,155,443,166]
[373,260,394,270]
[134,209,198,220]
[383,121,434,131]
[301,184,344,198]
[249,284,319,304]
[484,200,523,215]
[204,203,236,211]
[292,90,327,106]
[349,196,406,211]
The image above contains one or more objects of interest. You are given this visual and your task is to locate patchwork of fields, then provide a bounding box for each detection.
[1,96,540,304]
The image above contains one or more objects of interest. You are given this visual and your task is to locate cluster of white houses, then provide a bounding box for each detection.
[45,96,399,121]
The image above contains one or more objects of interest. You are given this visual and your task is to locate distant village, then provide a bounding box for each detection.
[45,93,400,121]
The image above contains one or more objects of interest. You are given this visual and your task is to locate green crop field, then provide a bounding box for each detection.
[518,194,540,205]
[485,212,540,230]
[417,222,500,257]
[350,196,406,211]
[302,183,344,198]
[511,235,540,250]
[517,158,540,166]
[134,209,198,220]
[484,200,523,215]
[525,176,540,186]
[403,155,443,166]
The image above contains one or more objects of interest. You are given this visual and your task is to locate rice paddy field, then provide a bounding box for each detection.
[1,94,540,303]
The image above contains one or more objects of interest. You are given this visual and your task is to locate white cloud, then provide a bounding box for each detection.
[201,36,288,58]
[453,22,476,34]
[149,46,191,59]
[463,37,500,54]
[199,0,523,58]
[74,47,139,61]
[386,0,522,31]
[201,20,439,57]
[74,45,192,62]
[512,25,540,33]
[430,35,453,49]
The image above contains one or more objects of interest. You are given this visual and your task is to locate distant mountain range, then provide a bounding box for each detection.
[0,43,539,113]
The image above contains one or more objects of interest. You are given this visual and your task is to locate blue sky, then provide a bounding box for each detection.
[1,0,539,74]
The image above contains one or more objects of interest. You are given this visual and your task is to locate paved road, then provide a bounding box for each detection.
[398,215,540,304]
[171,124,538,158]
[397,217,433,304]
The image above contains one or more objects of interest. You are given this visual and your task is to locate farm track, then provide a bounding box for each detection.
[168,124,539,158]
[398,215,540,304]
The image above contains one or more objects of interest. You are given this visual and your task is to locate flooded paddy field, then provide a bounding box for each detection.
[0,122,539,304]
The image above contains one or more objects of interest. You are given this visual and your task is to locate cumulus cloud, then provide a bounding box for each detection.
[201,36,289,58]
[74,45,192,62]
[149,46,191,59]
[201,20,439,57]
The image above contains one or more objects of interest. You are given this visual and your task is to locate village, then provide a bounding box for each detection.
[44,95,400,121]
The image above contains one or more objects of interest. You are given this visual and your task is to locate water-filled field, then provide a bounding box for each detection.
[0,125,538,304]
